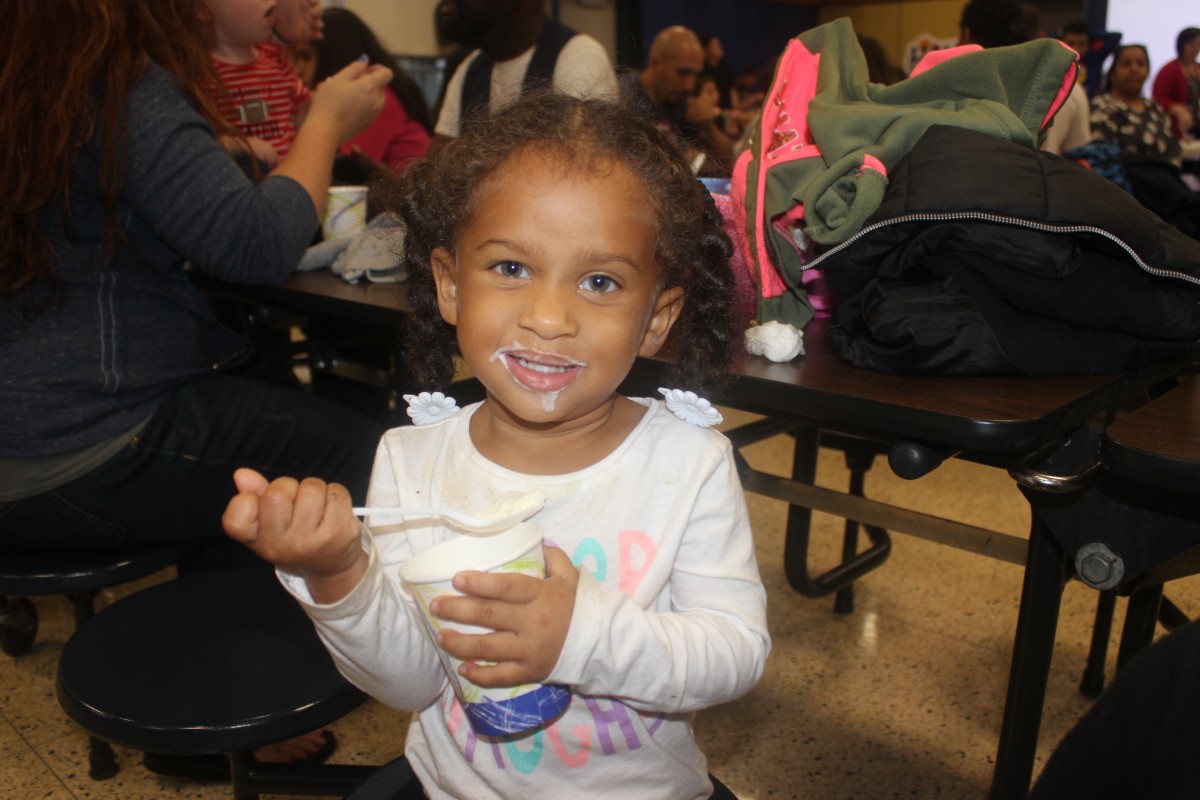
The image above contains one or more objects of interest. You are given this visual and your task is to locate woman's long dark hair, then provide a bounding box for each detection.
[1,0,235,312]
[313,7,433,133]
[1176,27,1200,59]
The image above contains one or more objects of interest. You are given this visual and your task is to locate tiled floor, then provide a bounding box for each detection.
[3,407,1197,800]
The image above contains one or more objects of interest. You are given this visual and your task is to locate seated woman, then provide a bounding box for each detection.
[1151,27,1200,142]
[1,0,393,778]
[304,7,433,182]
[1091,44,1200,238]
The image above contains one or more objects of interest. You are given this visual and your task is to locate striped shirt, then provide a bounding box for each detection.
[213,42,311,158]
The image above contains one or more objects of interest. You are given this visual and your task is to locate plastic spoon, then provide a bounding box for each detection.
[352,490,546,535]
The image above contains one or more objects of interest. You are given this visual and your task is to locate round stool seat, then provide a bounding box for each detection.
[56,568,367,754]
[0,540,201,596]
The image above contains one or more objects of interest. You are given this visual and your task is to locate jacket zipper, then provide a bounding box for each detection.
[801,210,1200,288]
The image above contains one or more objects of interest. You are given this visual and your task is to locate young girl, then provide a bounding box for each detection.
[223,91,770,800]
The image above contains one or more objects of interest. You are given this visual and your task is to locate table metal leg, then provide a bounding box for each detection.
[1079,592,1116,697]
[778,428,894,598]
[989,513,1069,800]
[783,426,820,594]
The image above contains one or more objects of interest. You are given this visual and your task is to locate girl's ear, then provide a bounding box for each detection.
[430,248,459,325]
[638,286,685,357]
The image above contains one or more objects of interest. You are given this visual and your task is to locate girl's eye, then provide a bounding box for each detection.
[580,274,619,294]
[491,261,530,279]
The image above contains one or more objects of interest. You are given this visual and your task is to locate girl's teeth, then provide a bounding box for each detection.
[515,356,569,374]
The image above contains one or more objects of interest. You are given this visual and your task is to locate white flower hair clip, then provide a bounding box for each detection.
[744,320,805,362]
[658,388,723,428]
[403,392,460,425]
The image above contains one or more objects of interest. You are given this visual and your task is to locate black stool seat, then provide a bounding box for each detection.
[56,568,367,755]
[1,539,203,779]
[0,540,200,596]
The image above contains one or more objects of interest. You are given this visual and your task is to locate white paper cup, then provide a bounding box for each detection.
[400,522,571,736]
[322,185,368,240]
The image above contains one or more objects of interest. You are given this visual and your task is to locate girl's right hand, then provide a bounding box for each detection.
[223,468,368,602]
[306,60,393,145]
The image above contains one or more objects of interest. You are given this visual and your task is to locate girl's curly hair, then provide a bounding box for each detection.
[387,89,737,397]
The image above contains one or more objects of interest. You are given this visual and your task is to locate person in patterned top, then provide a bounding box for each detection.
[1091,44,1200,238]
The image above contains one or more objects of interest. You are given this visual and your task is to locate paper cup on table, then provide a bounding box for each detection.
[400,522,571,736]
[322,185,368,240]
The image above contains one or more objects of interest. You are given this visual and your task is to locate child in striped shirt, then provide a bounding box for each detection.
[208,0,312,167]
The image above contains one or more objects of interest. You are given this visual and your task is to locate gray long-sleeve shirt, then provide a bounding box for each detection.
[1,63,316,458]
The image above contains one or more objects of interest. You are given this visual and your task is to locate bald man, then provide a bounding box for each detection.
[620,26,733,174]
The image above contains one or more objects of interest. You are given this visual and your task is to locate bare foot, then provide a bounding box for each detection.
[254,729,331,763]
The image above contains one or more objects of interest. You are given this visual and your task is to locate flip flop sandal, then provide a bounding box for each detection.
[143,731,337,782]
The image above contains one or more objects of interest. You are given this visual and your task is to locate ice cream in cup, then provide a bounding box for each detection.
[322,185,368,240]
[400,521,571,736]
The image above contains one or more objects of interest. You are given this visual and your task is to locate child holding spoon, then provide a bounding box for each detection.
[223,90,769,800]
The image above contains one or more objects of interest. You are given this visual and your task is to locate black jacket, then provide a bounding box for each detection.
[813,125,1200,375]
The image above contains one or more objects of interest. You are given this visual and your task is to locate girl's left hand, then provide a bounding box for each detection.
[431,546,578,688]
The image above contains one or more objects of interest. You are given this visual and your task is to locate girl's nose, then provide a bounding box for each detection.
[518,283,578,339]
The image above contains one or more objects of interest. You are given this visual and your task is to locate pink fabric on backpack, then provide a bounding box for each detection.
[908,44,982,76]
[740,39,824,303]
[1039,41,1080,133]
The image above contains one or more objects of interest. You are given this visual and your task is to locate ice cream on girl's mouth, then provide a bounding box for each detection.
[490,345,584,410]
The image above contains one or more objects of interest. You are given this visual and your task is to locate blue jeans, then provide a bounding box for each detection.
[0,374,384,551]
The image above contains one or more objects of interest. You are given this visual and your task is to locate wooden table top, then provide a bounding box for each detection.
[1102,374,1200,494]
[194,270,1191,458]
[631,318,1187,456]
[192,269,410,327]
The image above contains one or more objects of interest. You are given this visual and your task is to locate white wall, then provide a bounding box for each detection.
[326,0,440,56]
[323,0,615,58]
[555,2,616,59]
[1105,1,1189,82]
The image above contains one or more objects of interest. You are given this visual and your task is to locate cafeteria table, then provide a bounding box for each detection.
[1101,373,1200,661]
[1045,373,1200,680]
[1103,373,1200,496]
[192,269,416,424]
[192,268,1195,800]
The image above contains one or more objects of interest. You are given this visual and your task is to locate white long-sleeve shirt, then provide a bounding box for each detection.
[279,398,770,799]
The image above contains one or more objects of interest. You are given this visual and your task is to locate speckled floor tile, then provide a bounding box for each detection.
[0,738,74,800]
[2,407,1196,799]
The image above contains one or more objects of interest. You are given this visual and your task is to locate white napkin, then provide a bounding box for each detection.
[296,212,406,284]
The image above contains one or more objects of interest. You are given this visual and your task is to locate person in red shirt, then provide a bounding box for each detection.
[1151,27,1200,142]
[304,8,433,178]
